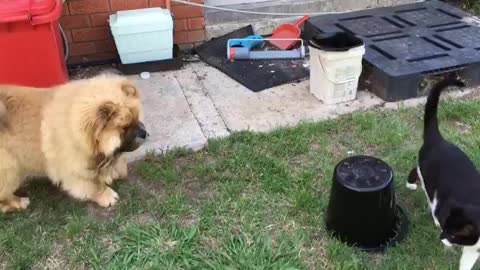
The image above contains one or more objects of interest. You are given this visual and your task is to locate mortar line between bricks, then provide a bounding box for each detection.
[188,63,231,133]
[173,71,210,141]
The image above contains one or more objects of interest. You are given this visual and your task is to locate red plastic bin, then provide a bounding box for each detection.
[0,0,68,87]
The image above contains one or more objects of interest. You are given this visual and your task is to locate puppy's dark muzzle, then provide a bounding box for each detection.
[118,121,148,153]
[135,121,149,144]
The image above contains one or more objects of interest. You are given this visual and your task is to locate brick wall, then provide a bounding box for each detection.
[61,0,205,65]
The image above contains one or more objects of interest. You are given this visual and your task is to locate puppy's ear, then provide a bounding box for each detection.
[443,208,479,246]
[82,101,118,152]
[121,82,138,97]
[92,101,118,141]
[97,101,118,122]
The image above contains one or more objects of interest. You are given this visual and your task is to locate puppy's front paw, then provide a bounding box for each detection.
[406,183,418,190]
[0,196,30,213]
[93,187,119,208]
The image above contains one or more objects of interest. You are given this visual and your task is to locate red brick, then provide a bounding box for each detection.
[171,5,203,19]
[174,31,188,44]
[187,29,204,42]
[66,55,86,65]
[94,39,117,53]
[90,13,112,27]
[110,0,149,11]
[72,28,110,42]
[174,19,188,31]
[188,17,204,30]
[62,3,70,15]
[69,0,110,15]
[149,0,165,7]
[69,42,97,56]
[65,30,73,43]
[60,15,91,29]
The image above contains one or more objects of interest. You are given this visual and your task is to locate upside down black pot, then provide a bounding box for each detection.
[326,155,408,252]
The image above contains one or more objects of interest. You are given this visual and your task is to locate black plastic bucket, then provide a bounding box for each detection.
[325,155,408,252]
[308,32,364,52]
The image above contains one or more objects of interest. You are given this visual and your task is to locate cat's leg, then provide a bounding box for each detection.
[459,246,479,270]
[406,167,418,190]
[431,193,441,228]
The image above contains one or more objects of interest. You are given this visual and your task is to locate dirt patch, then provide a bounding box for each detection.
[32,242,69,270]
[304,235,331,270]
[0,256,8,270]
[68,65,121,80]
[183,179,212,202]
[174,156,196,171]
[448,120,472,134]
[178,214,199,227]
[128,212,160,226]
[461,89,480,100]
[127,162,165,195]
[86,204,117,222]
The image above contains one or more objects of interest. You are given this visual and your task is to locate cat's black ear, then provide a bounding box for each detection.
[444,208,479,246]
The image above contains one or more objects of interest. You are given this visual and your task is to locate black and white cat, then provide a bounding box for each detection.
[407,78,480,270]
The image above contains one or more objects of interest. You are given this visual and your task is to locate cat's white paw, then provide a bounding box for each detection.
[406,183,418,190]
[441,238,453,247]
[434,218,441,228]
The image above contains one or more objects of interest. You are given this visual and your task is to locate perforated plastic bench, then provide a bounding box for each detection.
[304,0,480,101]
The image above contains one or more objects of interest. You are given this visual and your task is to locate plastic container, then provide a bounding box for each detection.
[309,32,365,104]
[325,156,408,252]
[110,8,173,64]
[0,0,68,87]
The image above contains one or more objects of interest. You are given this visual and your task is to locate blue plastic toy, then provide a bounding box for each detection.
[228,35,264,49]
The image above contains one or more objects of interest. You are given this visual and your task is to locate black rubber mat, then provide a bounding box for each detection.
[304,0,480,101]
[195,25,309,92]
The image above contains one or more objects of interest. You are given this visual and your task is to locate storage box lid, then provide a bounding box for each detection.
[110,8,173,35]
[0,0,62,25]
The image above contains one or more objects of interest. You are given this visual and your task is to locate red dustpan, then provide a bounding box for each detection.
[269,15,310,50]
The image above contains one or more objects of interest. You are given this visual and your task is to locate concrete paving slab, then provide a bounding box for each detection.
[174,65,230,139]
[126,72,207,161]
[191,62,385,132]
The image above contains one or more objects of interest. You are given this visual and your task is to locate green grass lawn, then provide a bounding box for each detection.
[2,97,480,270]
[464,0,480,15]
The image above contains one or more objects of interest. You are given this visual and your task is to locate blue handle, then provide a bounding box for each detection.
[229,35,264,49]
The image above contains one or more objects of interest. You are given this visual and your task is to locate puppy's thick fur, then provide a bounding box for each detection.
[0,75,145,212]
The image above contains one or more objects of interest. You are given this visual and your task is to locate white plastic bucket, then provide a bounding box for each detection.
[309,33,365,105]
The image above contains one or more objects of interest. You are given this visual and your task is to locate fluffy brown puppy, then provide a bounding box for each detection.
[0,75,147,212]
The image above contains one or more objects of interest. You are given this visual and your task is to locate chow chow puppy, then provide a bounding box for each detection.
[0,75,148,212]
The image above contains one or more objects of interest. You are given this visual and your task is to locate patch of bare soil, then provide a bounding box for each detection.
[128,212,160,226]
[449,120,472,134]
[303,235,332,270]
[183,178,212,202]
[68,65,122,80]
[127,162,165,195]
[32,242,69,270]
[178,214,199,227]
[86,203,117,222]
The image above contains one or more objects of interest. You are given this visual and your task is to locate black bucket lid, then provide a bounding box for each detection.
[308,32,364,52]
[335,155,393,192]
